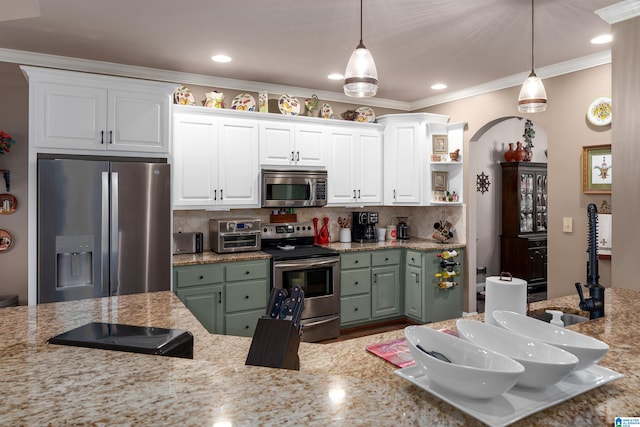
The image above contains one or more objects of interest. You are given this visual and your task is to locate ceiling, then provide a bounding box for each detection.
[0,0,618,106]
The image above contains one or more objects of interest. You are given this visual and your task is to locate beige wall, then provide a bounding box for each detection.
[0,63,29,304]
[611,16,640,291]
[418,64,613,299]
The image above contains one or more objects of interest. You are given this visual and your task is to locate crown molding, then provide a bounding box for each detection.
[0,47,411,111]
[596,0,640,24]
[410,51,612,110]
[0,47,612,112]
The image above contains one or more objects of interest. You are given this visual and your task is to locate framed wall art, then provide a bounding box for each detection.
[432,135,448,154]
[432,171,448,192]
[582,144,612,194]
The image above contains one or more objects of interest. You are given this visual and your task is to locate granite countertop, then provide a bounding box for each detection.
[173,238,465,266]
[1,288,637,425]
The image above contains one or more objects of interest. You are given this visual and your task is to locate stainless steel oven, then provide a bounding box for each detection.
[261,222,340,342]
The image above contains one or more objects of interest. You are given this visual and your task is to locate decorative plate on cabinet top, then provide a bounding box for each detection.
[356,106,376,123]
[320,103,334,119]
[278,94,301,116]
[587,96,612,126]
[173,85,196,105]
[231,93,256,111]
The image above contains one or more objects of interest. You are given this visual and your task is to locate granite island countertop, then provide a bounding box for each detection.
[173,238,465,266]
[1,289,637,426]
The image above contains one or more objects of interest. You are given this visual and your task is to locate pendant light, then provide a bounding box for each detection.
[344,0,378,97]
[518,0,547,113]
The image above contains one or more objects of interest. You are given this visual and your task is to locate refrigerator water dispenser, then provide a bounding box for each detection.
[56,235,94,288]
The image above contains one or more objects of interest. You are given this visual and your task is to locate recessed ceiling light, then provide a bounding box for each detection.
[211,54,232,63]
[591,34,612,44]
[431,83,447,90]
[328,73,344,80]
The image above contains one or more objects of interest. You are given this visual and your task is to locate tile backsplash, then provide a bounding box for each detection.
[174,206,465,250]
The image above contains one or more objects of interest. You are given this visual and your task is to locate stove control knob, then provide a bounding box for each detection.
[296,226,300,231]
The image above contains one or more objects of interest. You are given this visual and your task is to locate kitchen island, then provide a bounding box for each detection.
[1,288,637,426]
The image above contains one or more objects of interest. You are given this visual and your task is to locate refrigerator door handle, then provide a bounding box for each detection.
[101,172,110,295]
[110,171,119,294]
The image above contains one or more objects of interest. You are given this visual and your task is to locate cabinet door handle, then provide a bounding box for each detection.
[357,189,361,199]
[244,325,250,329]
[354,307,359,312]
[109,130,113,144]
[217,293,222,304]
[393,189,396,199]
[296,151,300,161]
[291,151,295,161]
[100,130,104,144]
[354,281,358,285]
[214,189,217,200]
[353,189,357,199]
[220,189,223,200]
[373,274,377,283]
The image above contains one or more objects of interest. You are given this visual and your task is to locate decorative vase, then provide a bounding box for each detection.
[514,141,526,162]
[523,145,533,162]
[504,143,515,162]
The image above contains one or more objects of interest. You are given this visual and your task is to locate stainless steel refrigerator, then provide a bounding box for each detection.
[38,158,171,303]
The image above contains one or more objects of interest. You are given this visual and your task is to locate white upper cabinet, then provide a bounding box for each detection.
[378,113,466,206]
[260,121,326,168]
[327,128,383,206]
[172,108,260,209]
[22,66,175,156]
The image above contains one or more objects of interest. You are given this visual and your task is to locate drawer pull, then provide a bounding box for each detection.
[411,258,415,262]
[245,325,250,329]
[385,257,389,261]
[199,275,204,280]
[245,295,249,299]
[245,270,250,275]
[354,260,359,264]
[354,307,358,311]
[354,281,359,285]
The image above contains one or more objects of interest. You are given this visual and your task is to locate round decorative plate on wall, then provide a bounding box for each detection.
[587,96,612,126]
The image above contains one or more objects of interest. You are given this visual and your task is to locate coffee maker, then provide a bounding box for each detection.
[351,211,379,243]
[396,216,410,240]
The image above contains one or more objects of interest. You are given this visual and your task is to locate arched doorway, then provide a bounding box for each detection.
[467,117,548,313]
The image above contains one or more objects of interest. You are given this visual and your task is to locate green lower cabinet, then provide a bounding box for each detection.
[340,294,371,324]
[173,259,269,337]
[403,249,464,323]
[225,309,264,336]
[426,249,464,322]
[175,284,224,334]
[404,265,422,320]
[371,265,401,318]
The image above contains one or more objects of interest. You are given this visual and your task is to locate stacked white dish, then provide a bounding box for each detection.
[456,319,579,389]
[492,310,609,371]
[404,325,524,399]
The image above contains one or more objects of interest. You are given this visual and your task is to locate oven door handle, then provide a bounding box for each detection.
[303,316,339,328]
[275,258,338,269]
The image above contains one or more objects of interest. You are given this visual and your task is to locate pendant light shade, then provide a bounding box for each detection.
[518,0,546,113]
[344,0,378,97]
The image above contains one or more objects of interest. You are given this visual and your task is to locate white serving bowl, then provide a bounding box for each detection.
[492,310,609,371]
[456,319,579,388]
[404,325,524,399]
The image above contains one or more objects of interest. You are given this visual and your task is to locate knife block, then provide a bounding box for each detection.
[245,317,300,370]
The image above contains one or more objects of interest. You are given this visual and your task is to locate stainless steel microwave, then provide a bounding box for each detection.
[261,169,327,208]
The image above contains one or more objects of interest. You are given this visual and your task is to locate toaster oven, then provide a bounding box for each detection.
[210,219,261,253]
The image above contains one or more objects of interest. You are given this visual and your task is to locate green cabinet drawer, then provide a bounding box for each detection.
[406,250,422,267]
[341,294,371,325]
[341,252,371,269]
[225,281,267,313]
[341,269,371,296]
[226,260,268,282]
[225,309,263,337]
[372,250,401,266]
[175,265,224,288]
